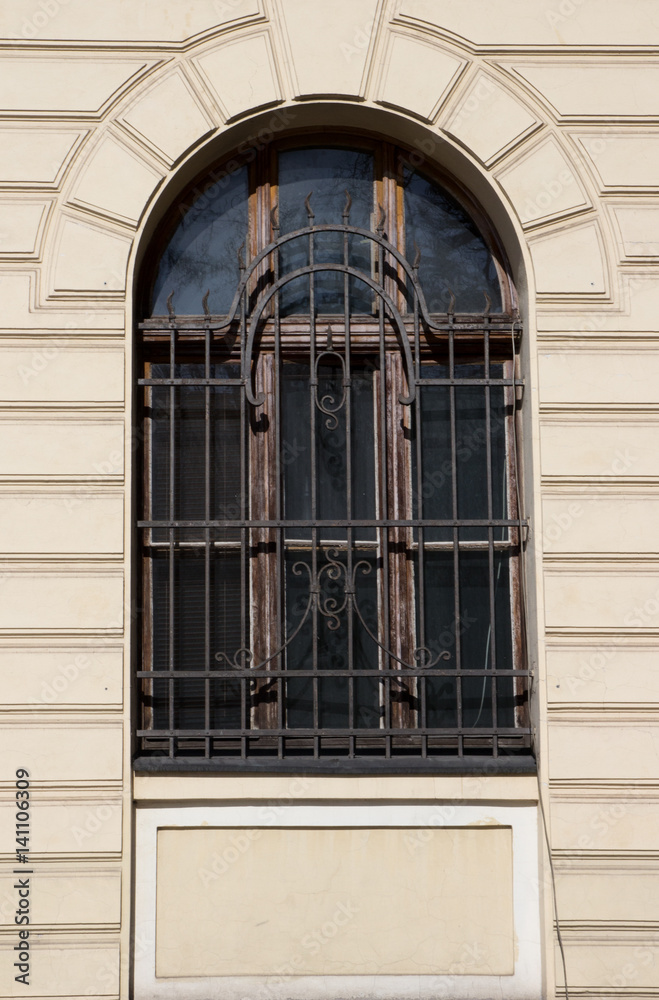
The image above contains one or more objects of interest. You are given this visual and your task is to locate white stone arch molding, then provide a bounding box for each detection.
[36,11,613,319]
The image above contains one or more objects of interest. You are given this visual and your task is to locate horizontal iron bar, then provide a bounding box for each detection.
[138,518,527,528]
[137,726,531,737]
[139,312,518,328]
[139,378,243,386]
[143,538,517,551]
[418,378,524,387]
[137,668,530,678]
[139,377,525,388]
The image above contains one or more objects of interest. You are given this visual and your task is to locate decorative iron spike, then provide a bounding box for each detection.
[446,288,456,314]
[325,324,333,350]
[166,291,175,318]
[483,291,491,316]
[304,191,314,223]
[376,203,386,234]
[270,202,279,233]
[342,188,352,223]
[237,241,245,271]
[412,240,421,270]
[202,289,210,317]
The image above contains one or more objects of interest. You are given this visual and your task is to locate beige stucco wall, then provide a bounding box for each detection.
[1,1,659,997]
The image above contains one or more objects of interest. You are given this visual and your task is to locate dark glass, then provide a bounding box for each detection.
[455,369,506,540]
[404,168,501,312]
[416,378,452,542]
[423,551,457,728]
[281,361,379,729]
[414,363,507,542]
[282,363,376,539]
[458,548,514,728]
[149,361,243,731]
[151,166,248,315]
[278,147,374,314]
[149,363,242,536]
[151,550,242,729]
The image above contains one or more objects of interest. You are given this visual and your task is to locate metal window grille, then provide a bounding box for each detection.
[136,200,531,768]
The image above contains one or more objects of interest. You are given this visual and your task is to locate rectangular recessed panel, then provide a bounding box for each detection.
[156,826,514,977]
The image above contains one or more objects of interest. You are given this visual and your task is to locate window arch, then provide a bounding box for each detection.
[136,134,529,767]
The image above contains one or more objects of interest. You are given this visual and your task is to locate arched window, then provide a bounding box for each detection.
[136,135,529,767]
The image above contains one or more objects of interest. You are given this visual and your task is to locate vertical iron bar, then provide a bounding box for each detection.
[448,312,463,756]
[344,226,355,757]
[484,323,498,755]
[240,285,247,758]
[273,227,284,759]
[204,318,211,758]
[309,223,319,757]
[413,284,427,757]
[378,241,391,757]
[168,320,176,758]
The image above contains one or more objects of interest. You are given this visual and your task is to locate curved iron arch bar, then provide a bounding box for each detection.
[215,560,314,671]
[349,561,451,670]
[243,262,416,407]
[204,223,490,337]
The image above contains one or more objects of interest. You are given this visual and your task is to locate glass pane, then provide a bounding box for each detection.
[416,362,506,540]
[149,363,242,536]
[455,365,506,540]
[490,380,508,526]
[404,168,501,312]
[151,550,242,729]
[456,548,514,729]
[278,147,374,314]
[281,359,379,730]
[417,379,452,541]
[282,362,376,540]
[150,166,248,315]
[424,551,457,728]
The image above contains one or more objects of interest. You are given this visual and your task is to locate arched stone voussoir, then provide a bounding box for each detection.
[439,68,541,168]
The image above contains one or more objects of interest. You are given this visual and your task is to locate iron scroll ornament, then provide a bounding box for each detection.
[215,549,451,673]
